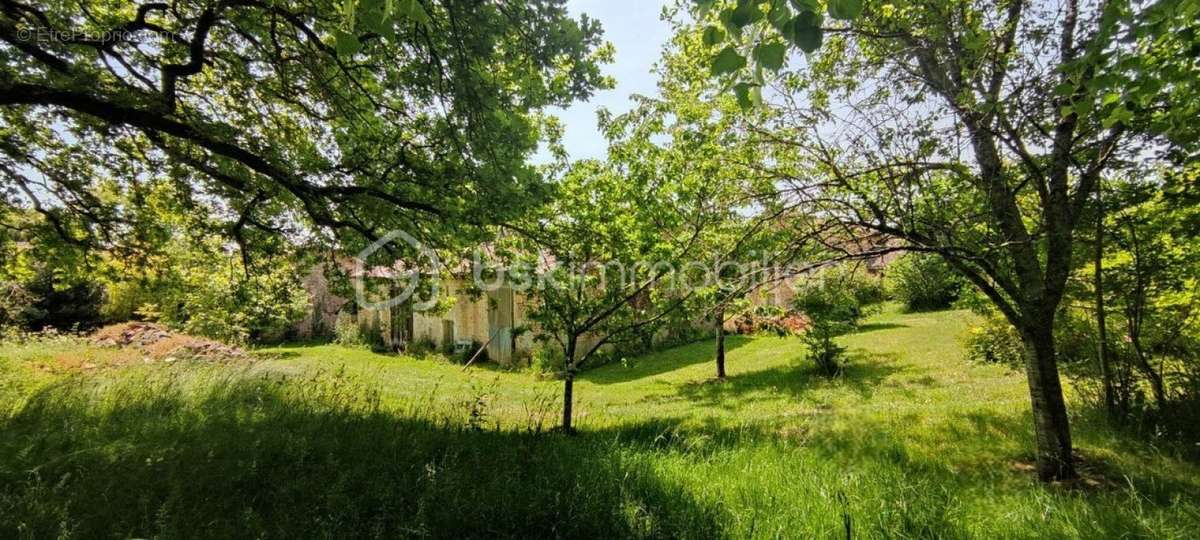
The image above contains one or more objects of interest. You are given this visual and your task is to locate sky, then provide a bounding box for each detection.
[538,0,673,162]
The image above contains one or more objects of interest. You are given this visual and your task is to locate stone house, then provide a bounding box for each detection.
[294,244,898,366]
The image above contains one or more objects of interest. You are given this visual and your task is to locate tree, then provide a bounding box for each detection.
[1092,179,1117,417]
[684,0,1198,480]
[793,268,866,375]
[0,206,104,331]
[1,0,611,268]
[511,159,708,432]
[630,25,814,381]
[1100,168,1200,411]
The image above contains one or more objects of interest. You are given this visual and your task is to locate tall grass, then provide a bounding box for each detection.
[0,366,727,538]
[1,309,1198,538]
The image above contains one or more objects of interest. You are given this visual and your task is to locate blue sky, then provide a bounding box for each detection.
[540,0,673,161]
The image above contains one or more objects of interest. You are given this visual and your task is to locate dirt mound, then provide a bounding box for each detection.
[92,322,247,362]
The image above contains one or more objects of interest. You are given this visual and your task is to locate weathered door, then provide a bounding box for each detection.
[441,319,455,351]
[486,286,514,364]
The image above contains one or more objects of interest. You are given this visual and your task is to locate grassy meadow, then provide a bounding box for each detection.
[1,307,1198,538]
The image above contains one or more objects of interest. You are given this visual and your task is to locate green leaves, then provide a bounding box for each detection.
[396,0,431,26]
[694,0,856,78]
[729,1,765,27]
[827,0,864,21]
[767,0,793,31]
[753,42,788,71]
[1103,104,1134,129]
[790,11,824,53]
[693,0,861,75]
[334,30,362,56]
[789,0,820,13]
[336,0,430,54]
[711,46,747,76]
[702,25,726,47]
[733,82,763,110]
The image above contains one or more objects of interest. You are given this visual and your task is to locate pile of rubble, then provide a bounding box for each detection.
[93,322,172,347]
[92,322,247,362]
[725,312,809,336]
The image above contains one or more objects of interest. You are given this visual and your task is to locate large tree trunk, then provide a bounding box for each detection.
[561,337,577,433]
[1019,323,1076,481]
[715,307,727,380]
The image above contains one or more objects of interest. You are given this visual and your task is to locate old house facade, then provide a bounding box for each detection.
[294,244,898,366]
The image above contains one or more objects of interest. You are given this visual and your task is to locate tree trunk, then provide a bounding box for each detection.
[1129,336,1167,408]
[1020,324,1076,481]
[715,307,727,380]
[1093,193,1115,417]
[561,337,577,433]
[1124,221,1167,409]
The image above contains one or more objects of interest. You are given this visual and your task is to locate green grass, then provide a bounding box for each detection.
[1,307,1198,538]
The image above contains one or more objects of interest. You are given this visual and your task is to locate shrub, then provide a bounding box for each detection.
[961,316,1024,365]
[334,311,367,347]
[1053,311,1100,365]
[529,341,565,378]
[455,340,488,365]
[651,318,707,350]
[99,280,156,323]
[407,337,438,357]
[332,310,391,352]
[963,311,1101,368]
[831,265,887,307]
[0,281,35,330]
[153,256,310,344]
[794,272,865,376]
[7,270,105,332]
[886,253,964,311]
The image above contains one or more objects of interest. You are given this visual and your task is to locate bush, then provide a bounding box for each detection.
[886,253,964,311]
[3,270,104,332]
[151,256,310,344]
[962,315,1025,365]
[1053,311,1100,365]
[529,341,565,378]
[407,337,438,357]
[455,340,488,365]
[334,311,368,347]
[962,311,1101,368]
[0,281,35,330]
[99,280,156,324]
[834,266,887,307]
[794,272,866,375]
[651,318,707,350]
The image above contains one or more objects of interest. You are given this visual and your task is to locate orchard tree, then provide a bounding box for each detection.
[625,25,818,380]
[514,73,770,429]
[685,0,1199,480]
[512,159,709,432]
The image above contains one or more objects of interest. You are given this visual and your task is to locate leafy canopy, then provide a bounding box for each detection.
[1,0,612,268]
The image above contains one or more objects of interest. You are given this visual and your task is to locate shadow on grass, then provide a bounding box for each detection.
[853,322,910,333]
[2,367,1197,538]
[255,350,301,359]
[673,349,905,408]
[583,335,752,385]
[795,406,1200,533]
[0,371,724,539]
